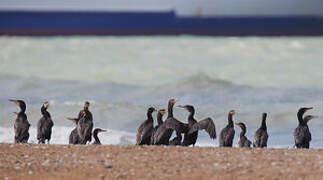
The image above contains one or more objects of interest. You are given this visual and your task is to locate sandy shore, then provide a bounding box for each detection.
[1,143,323,180]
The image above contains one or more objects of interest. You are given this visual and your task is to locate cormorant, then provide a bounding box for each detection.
[179,105,216,147]
[67,117,80,145]
[294,107,315,149]
[152,99,186,145]
[219,110,236,147]
[136,107,156,145]
[37,102,54,144]
[77,101,93,144]
[236,122,252,148]
[92,128,107,145]
[253,113,268,148]
[150,109,167,144]
[9,99,30,143]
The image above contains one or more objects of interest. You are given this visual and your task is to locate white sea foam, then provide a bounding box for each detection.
[0,36,323,147]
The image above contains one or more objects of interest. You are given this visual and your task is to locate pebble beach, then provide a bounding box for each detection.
[1,143,323,180]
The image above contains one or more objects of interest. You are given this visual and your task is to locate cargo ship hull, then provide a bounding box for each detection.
[1,11,323,36]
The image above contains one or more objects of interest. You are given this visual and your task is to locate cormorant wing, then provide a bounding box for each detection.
[188,117,216,139]
[15,116,29,140]
[136,121,153,144]
[165,118,188,133]
[77,117,93,141]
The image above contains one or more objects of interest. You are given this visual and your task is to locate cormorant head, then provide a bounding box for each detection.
[147,107,157,114]
[303,115,318,124]
[178,105,195,113]
[43,101,49,109]
[94,128,107,133]
[262,113,267,120]
[229,110,236,116]
[169,99,177,106]
[9,99,26,111]
[235,122,246,130]
[84,101,90,109]
[158,109,167,116]
[298,107,313,114]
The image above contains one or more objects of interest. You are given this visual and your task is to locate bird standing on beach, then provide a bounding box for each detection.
[294,107,315,149]
[9,99,30,143]
[152,99,186,145]
[37,102,54,144]
[253,113,268,148]
[67,117,80,144]
[136,107,156,145]
[219,110,236,147]
[150,109,167,144]
[178,105,216,147]
[92,128,107,145]
[236,122,252,148]
[77,101,93,144]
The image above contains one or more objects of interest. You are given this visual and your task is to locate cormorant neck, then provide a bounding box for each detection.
[228,114,234,127]
[20,105,26,113]
[41,106,51,118]
[93,131,100,144]
[240,127,246,137]
[188,110,195,123]
[157,113,164,125]
[167,103,174,118]
[297,110,306,125]
[147,111,153,121]
[260,118,267,130]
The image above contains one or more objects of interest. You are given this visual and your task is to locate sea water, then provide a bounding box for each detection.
[0,36,323,148]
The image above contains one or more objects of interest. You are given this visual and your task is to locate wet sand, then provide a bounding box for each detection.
[0,143,323,180]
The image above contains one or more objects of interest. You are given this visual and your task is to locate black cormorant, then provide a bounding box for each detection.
[37,102,54,144]
[294,107,315,149]
[77,101,93,144]
[179,105,216,147]
[253,113,268,148]
[92,128,107,145]
[150,109,167,144]
[236,122,252,148]
[152,99,186,145]
[9,99,30,143]
[67,117,80,144]
[136,107,156,145]
[219,110,236,147]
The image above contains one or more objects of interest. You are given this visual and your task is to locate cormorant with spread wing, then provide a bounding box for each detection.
[178,105,216,147]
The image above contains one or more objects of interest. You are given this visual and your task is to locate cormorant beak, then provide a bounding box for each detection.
[9,99,19,105]
[305,107,313,111]
[44,102,49,108]
[161,109,167,115]
[67,118,77,123]
[100,129,107,133]
[310,116,319,120]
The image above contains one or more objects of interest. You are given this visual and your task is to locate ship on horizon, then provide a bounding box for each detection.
[0,0,323,36]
